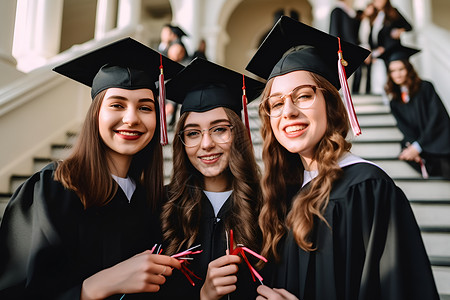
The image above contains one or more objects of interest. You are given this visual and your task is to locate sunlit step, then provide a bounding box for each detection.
[432,266,450,296]
[411,203,450,227]
[422,232,450,258]
[395,179,450,200]
[369,160,421,179]
[354,104,390,114]
[351,127,403,142]
[357,114,397,127]
[351,143,401,159]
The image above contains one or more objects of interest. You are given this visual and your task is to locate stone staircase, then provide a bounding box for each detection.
[1,94,449,298]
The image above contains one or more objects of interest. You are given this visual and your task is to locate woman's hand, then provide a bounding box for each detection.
[399,145,421,163]
[256,285,299,300]
[390,28,405,40]
[200,254,241,300]
[81,250,181,300]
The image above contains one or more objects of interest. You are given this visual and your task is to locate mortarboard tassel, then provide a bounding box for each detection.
[242,75,252,143]
[159,54,169,145]
[337,37,361,136]
[419,159,429,179]
[228,229,267,284]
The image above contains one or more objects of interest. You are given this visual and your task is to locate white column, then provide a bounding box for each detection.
[310,0,335,32]
[171,0,200,55]
[117,0,141,29]
[0,0,23,85]
[13,0,64,72]
[95,0,118,39]
[0,0,18,66]
[412,0,432,29]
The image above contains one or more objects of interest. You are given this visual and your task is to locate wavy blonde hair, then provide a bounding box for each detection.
[162,107,262,255]
[55,89,164,211]
[258,72,351,261]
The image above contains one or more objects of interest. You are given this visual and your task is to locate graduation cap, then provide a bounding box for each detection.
[169,25,188,39]
[246,16,370,89]
[245,16,371,136]
[53,37,184,145]
[165,57,265,139]
[53,37,183,98]
[378,45,420,63]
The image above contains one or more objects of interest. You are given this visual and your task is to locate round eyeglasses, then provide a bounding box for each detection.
[178,124,234,147]
[261,85,323,118]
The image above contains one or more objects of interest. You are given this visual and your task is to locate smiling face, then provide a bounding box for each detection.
[182,107,232,190]
[389,60,408,86]
[98,88,157,173]
[268,71,327,166]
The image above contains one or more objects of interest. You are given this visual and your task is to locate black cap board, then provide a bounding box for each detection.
[378,45,420,63]
[53,37,184,99]
[169,25,188,38]
[165,57,265,116]
[245,16,370,89]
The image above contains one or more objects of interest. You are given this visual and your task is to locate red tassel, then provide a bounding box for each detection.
[159,54,168,145]
[228,229,267,284]
[337,37,361,136]
[419,159,429,179]
[242,75,252,143]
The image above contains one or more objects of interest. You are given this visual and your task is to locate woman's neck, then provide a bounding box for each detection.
[300,155,318,171]
[204,174,230,192]
[107,151,132,178]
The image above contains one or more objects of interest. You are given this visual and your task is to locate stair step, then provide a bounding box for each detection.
[433,266,450,296]
[351,127,403,142]
[51,144,72,160]
[10,175,28,194]
[351,142,401,159]
[0,193,11,222]
[33,158,53,173]
[422,232,450,257]
[395,179,450,200]
[354,104,390,115]
[357,114,397,127]
[411,203,450,227]
[370,160,422,179]
[430,256,450,267]
[66,131,79,145]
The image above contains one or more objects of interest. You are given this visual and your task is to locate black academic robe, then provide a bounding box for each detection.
[390,81,450,177]
[0,163,163,300]
[159,193,259,299]
[369,8,412,51]
[329,7,360,45]
[269,163,439,300]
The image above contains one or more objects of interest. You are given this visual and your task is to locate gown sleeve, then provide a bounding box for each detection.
[332,170,439,299]
[0,164,84,299]
[414,81,450,154]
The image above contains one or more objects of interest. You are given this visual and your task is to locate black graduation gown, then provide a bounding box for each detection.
[369,8,412,51]
[390,81,450,177]
[0,163,163,300]
[269,163,439,300]
[329,7,360,45]
[159,193,259,299]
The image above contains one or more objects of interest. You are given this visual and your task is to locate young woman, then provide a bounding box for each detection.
[159,57,264,299]
[245,17,439,300]
[0,38,183,299]
[382,45,450,179]
[366,0,412,94]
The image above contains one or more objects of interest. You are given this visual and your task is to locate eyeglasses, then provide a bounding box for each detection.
[261,85,322,118]
[178,124,234,147]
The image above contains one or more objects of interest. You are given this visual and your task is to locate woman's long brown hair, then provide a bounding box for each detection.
[161,107,262,255]
[369,0,401,25]
[385,59,422,102]
[258,72,351,262]
[54,89,164,210]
